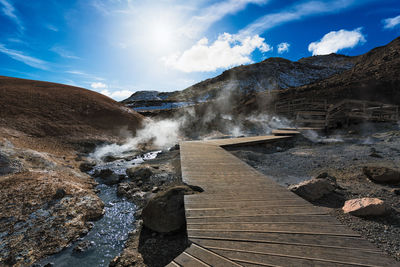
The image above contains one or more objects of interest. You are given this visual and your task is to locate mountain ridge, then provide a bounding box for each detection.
[276,36,400,104]
[122,53,357,104]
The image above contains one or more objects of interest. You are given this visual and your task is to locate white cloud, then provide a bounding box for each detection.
[383,14,400,29]
[66,70,104,81]
[91,82,108,89]
[163,33,271,72]
[277,42,290,54]
[0,0,23,31]
[240,0,360,37]
[51,46,80,59]
[308,28,366,55]
[182,0,269,38]
[0,44,47,69]
[100,89,133,100]
[46,24,59,32]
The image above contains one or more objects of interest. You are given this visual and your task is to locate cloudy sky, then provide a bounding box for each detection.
[0,0,399,100]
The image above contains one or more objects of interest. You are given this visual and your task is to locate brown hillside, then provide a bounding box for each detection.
[0,76,143,142]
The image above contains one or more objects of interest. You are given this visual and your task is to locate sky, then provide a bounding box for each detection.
[0,0,399,100]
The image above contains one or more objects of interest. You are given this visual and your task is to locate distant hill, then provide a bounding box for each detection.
[122,90,173,102]
[0,76,143,141]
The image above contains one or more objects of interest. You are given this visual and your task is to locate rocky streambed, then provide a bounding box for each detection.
[37,150,169,267]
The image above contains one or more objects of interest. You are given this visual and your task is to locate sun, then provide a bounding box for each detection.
[147,19,177,53]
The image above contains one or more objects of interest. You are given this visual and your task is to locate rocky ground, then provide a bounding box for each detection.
[230,122,400,261]
[0,122,191,267]
[0,76,144,267]
[0,130,105,266]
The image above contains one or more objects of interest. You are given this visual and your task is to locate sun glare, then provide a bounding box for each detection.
[146,18,178,53]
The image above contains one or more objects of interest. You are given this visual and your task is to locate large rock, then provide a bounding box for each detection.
[288,177,336,201]
[0,152,22,175]
[142,185,193,233]
[79,161,96,172]
[102,155,121,163]
[342,198,387,216]
[73,240,95,253]
[126,166,153,182]
[95,169,123,185]
[117,182,140,198]
[363,166,400,184]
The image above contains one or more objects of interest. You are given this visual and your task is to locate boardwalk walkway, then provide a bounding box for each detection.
[168,135,397,266]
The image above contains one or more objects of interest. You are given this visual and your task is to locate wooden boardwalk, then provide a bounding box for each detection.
[168,135,398,267]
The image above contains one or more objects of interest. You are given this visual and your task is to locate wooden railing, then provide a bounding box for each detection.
[275,98,327,116]
[325,99,398,128]
[275,98,398,129]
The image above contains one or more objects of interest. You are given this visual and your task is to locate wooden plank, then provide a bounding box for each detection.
[211,249,372,267]
[187,231,379,251]
[278,127,324,131]
[186,204,313,211]
[173,251,210,267]
[193,239,393,266]
[271,129,300,136]
[185,243,243,267]
[184,191,301,200]
[187,223,357,236]
[186,214,339,224]
[185,206,330,217]
[184,195,306,203]
[185,199,310,209]
[165,261,180,267]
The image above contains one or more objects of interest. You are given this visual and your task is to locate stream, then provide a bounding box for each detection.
[37,151,160,267]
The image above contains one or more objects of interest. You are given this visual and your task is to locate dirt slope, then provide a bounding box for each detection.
[0,76,143,142]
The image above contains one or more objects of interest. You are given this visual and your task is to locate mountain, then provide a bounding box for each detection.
[121,54,356,106]
[276,37,400,104]
[166,53,357,102]
[0,76,143,142]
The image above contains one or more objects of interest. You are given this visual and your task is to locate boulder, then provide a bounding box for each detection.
[53,188,66,199]
[363,166,400,184]
[288,177,336,201]
[109,250,143,267]
[79,161,96,172]
[117,183,140,198]
[95,169,123,185]
[391,188,400,195]
[126,166,153,182]
[73,240,94,253]
[102,155,120,163]
[131,191,150,208]
[342,198,387,216]
[169,144,180,151]
[0,152,21,175]
[369,152,383,158]
[142,185,193,233]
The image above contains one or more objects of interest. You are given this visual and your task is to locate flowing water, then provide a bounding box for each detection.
[37,151,160,267]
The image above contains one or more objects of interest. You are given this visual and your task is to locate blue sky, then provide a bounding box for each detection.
[0,0,399,100]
